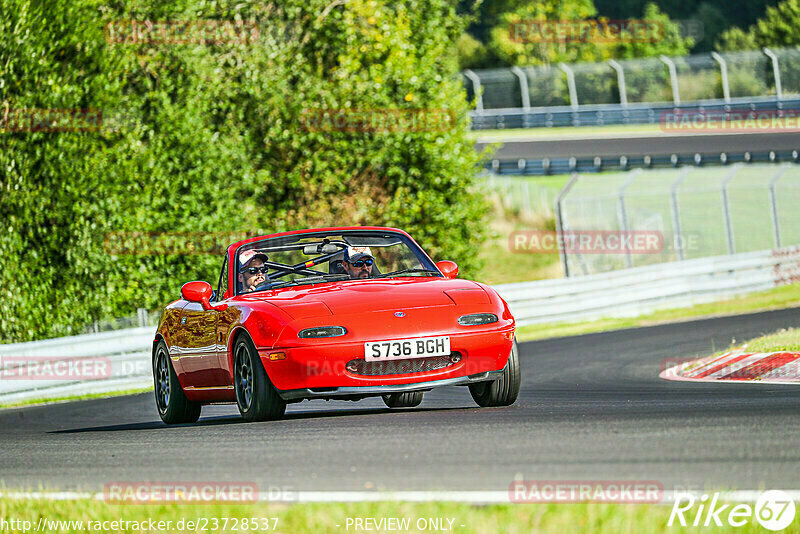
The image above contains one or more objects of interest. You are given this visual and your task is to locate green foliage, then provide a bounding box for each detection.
[594,0,778,53]
[718,0,800,50]
[487,0,600,66]
[689,2,728,52]
[0,0,489,342]
[716,27,759,51]
[613,3,692,59]
[455,32,488,69]
[460,0,693,68]
[751,0,800,47]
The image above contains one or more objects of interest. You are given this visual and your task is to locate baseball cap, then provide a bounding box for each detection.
[344,246,373,263]
[239,249,269,270]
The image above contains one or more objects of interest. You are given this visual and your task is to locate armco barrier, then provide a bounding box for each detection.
[1,247,798,403]
[0,327,155,404]
[469,95,800,130]
[494,247,800,326]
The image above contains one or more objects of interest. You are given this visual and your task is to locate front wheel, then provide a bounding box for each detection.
[153,340,201,424]
[469,338,521,407]
[382,391,424,408]
[233,335,286,422]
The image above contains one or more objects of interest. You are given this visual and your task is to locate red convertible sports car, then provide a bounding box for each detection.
[152,227,519,423]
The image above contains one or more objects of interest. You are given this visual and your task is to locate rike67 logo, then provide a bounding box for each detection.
[668,491,796,530]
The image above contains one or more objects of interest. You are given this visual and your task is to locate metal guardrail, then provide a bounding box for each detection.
[0,327,155,404]
[486,149,800,176]
[82,307,159,334]
[470,95,800,130]
[2,247,798,402]
[494,247,800,326]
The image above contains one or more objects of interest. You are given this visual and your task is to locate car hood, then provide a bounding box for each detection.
[251,278,489,318]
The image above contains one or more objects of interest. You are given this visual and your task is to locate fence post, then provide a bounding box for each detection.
[721,165,741,254]
[769,165,789,248]
[522,180,531,216]
[555,173,580,277]
[617,169,641,269]
[137,308,148,328]
[711,52,730,103]
[670,167,691,261]
[763,48,783,100]
[558,62,579,110]
[660,55,681,106]
[510,66,531,110]
[608,59,628,106]
[462,69,484,111]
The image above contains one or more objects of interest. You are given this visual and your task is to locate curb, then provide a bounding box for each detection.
[660,350,800,384]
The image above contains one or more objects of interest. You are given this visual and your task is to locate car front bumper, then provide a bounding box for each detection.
[258,329,514,393]
[276,367,506,401]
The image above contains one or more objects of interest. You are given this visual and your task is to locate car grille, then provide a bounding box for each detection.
[346,352,460,376]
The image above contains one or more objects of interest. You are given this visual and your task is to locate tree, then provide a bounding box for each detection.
[464,0,691,68]
[718,0,800,49]
[0,0,490,342]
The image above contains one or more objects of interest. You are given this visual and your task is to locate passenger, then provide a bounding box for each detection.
[341,246,375,279]
[238,250,269,292]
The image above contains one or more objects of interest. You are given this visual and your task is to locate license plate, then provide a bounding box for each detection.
[365,336,451,361]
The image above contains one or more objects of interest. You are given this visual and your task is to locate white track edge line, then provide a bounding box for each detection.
[3,490,800,504]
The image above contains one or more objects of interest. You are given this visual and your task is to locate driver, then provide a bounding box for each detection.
[238,250,269,293]
[342,246,375,279]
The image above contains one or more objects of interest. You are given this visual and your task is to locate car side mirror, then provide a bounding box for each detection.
[436,260,458,279]
[181,281,214,310]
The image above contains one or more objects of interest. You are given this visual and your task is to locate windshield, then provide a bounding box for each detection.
[235,230,441,294]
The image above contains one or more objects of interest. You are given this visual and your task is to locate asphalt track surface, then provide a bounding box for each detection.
[475,131,800,159]
[2,308,800,493]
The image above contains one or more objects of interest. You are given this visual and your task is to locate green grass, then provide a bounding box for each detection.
[743,327,800,353]
[516,283,800,342]
[0,498,792,533]
[0,387,152,409]
[469,116,797,142]
[469,123,664,141]
[473,196,561,286]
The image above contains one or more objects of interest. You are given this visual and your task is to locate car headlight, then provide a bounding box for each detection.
[458,313,498,326]
[298,326,347,338]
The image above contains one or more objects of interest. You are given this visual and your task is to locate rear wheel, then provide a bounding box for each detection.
[469,338,520,407]
[233,335,286,422]
[382,391,424,408]
[153,340,201,424]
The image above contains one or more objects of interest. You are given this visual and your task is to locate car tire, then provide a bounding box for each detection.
[382,391,424,408]
[233,335,286,422]
[469,338,520,407]
[153,340,202,424]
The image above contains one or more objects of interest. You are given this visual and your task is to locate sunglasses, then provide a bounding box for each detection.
[350,259,373,268]
[242,266,269,275]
